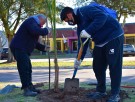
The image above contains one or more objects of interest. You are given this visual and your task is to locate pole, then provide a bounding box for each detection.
[46,18,51,90]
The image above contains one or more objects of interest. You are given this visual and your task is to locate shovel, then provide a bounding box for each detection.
[72,37,89,79]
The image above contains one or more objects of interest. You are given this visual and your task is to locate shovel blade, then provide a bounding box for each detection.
[64,78,79,94]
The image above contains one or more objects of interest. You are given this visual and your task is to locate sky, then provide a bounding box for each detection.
[58,0,135,28]
[57,16,135,28]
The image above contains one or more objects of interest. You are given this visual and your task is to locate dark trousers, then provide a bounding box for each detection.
[10,48,32,89]
[93,35,124,95]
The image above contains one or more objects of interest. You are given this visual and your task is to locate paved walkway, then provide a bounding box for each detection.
[0,69,135,84]
[0,57,135,63]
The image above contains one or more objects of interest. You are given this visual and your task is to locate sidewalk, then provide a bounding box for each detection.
[0,57,135,63]
[0,69,135,84]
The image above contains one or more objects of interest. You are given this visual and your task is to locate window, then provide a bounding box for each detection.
[125,36,135,46]
[64,42,68,51]
[57,40,61,51]
[72,40,77,51]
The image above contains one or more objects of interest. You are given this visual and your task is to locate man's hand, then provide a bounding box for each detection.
[80,30,91,38]
[74,59,82,69]
[44,45,50,52]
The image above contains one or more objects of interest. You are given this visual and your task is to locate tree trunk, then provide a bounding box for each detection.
[118,13,122,22]
[54,52,59,92]
[7,34,14,63]
[46,0,59,92]
[122,14,127,28]
[52,0,59,92]
[1,14,14,62]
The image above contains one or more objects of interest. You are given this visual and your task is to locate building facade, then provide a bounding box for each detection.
[124,23,135,46]
[43,23,135,53]
[47,28,78,53]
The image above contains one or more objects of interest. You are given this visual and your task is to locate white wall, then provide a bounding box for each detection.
[0,31,8,48]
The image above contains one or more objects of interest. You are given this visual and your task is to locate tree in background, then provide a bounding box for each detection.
[0,0,62,62]
[0,0,63,92]
[75,0,135,23]
[0,0,35,62]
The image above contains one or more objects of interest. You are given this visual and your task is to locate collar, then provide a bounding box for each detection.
[31,15,40,25]
[73,8,78,15]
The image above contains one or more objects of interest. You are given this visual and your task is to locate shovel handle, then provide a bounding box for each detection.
[77,46,83,61]
[72,68,78,79]
[77,38,89,61]
[72,38,89,79]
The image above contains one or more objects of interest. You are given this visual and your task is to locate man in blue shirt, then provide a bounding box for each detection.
[10,14,49,96]
[60,5,124,102]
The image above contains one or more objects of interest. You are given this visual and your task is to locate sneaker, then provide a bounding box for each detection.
[107,94,120,102]
[29,85,41,93]
[23,88,37,97]
[86,92,107,99]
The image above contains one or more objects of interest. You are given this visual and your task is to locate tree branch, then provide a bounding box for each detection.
[10,9,20,17]
[9,18,18,29]
[13,2,23,33]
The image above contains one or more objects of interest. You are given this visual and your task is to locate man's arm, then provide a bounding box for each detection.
[77,6,107,60]
[35,42,46,52]
[26,18,48,36]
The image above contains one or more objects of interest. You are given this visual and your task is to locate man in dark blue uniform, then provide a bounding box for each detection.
[60,5,124,102]
[10,14,49,96]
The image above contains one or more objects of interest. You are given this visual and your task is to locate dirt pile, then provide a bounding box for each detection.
[38,88,129,102]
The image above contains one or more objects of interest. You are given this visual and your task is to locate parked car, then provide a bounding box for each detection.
[0,48,8,60]
[123,44,135,56]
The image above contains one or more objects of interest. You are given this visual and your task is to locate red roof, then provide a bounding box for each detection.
[49,28,77,38]
[124,23,135,34]
[48,23,135,38]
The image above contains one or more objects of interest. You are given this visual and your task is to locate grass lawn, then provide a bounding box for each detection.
[0,82,38,102]
[30,53,76,59]
[0,82,135,102]
[0,61,135,68]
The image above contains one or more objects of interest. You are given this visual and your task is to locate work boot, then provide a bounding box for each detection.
[29,85,41,94]
[23,88,37,97]
[107,94,120,102]
[86,92,107,99]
